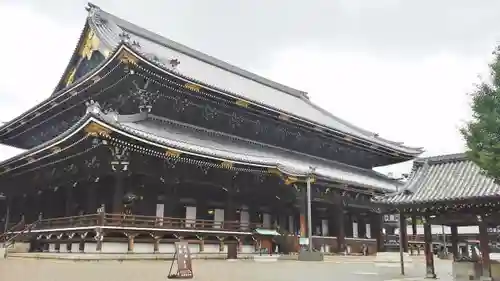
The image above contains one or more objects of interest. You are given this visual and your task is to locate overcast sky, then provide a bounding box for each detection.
[0,0,499,176]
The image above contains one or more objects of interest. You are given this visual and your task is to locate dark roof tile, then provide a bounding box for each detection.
[374,153,500,204]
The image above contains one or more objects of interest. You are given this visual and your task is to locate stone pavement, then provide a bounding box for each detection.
[0,257,454,281]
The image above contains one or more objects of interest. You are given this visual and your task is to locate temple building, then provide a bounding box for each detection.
[0,3,422,256]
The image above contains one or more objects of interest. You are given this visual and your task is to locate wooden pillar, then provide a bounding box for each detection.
[450,225,459,260]
[333,196,346,252]
[477,215,491,279]
[198,237,205,252]
[3,196,10,233]
[399,214,408,252]
[153,235,161,253]
[423,216,436,279]
[296,186,307,238]
[358,214,366,238]
[226,182,237,259]
[411,215,418,236]
[96,210,105,252]
[127,233,137,253]
[372,213,384,252]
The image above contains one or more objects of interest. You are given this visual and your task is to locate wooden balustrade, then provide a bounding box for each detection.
[10,213,263,233]
[36,214,100,229]
[102,213,261,230]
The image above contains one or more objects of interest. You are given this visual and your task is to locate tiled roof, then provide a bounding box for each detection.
[83,3,423,156]
[112,113,401,192]
[374,153,500,205]
[0,108,401,193]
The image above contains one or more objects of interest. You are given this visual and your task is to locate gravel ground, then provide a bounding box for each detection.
[0,257,453,281]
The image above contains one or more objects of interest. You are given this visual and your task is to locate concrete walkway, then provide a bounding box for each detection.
[0,258,448,281]
[7,252,254,261]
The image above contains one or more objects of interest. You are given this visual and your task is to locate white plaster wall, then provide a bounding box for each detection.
[185,206,197,228]
[366,224,371,238]
[320,245,331,253]
[135,243,154,253]
[51,241,253,254]
[158,243,176,253]
[59,243,73,253]
[84,242,98,253]
[49,243,57,252]
[214,209,224,229]
[353,222,359,238]
[241,245,255,254]
[59,244,68,253]
[156,204,164,226]
[101,242,128,253]
[403,225,480,235]
[321,219,329,236]
[11,242,30,253]
[188,244,200,254]
[204,244,220,253]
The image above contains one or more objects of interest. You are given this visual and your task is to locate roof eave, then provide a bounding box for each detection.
[110,45,423,160]
[0,43,129,149]
[90,3,423,156]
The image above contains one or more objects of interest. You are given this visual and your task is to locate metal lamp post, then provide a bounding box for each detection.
[298,166,323,261]
[306,174,314,252]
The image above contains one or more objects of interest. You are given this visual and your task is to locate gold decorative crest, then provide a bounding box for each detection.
[221,161,233,169]
[65,67,76,86]
[118,50,138,65]
[184,83,201,92]
[84,122,111,137]
[80,29,101,60]
[267,168,282,177]
[284,176,298,185]
[235,100,249,108]
[165,149,182,158]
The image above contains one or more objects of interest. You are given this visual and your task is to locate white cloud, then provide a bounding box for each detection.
[0,2,81,160]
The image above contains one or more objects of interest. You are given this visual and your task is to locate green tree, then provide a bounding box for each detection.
[461,46,500,180]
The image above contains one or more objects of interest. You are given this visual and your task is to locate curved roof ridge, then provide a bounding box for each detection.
[136,113,398,183]
[87,3,423,156]
[88,3,308,100]
[414,152,467,164]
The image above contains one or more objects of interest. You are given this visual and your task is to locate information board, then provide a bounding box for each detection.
[168,241,193,279]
